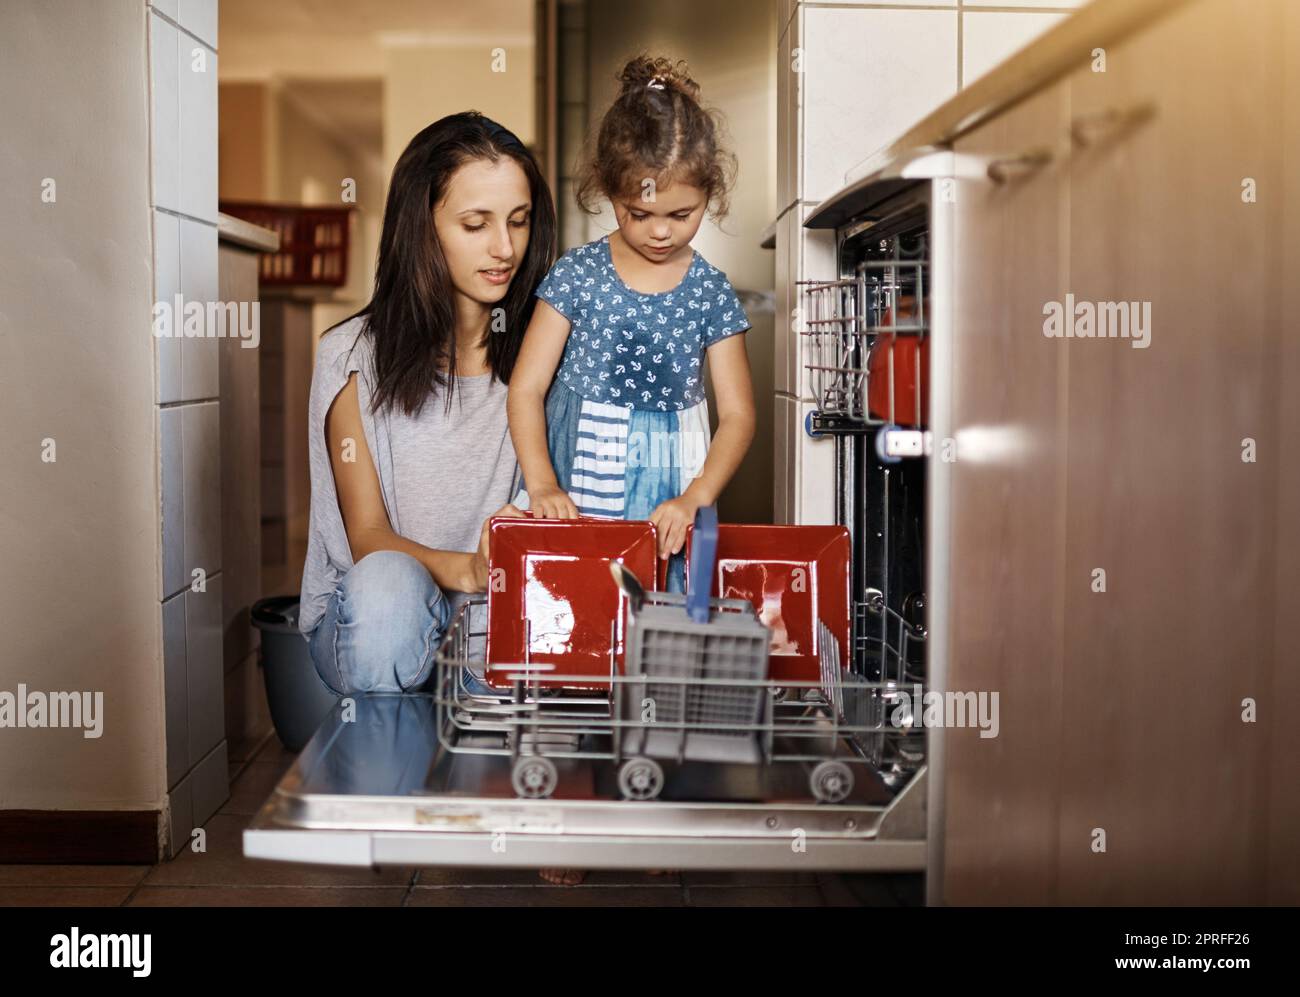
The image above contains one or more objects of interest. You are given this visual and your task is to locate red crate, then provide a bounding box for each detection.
[220,201,352,288]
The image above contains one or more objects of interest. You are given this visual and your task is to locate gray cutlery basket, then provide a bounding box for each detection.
[619,506,772,765]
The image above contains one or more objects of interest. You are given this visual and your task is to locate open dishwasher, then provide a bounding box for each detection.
[244,178,939,873]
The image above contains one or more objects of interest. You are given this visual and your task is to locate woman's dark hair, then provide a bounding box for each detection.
[343,111,556,417]
[575,55,736,220]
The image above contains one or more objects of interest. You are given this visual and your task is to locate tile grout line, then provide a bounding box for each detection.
[154,205,220,229]
[147,6,217,55]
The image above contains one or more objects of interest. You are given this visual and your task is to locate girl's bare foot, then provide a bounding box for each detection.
[539,868,587,885]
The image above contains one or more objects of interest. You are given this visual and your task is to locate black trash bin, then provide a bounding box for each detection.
[251,595,339,752]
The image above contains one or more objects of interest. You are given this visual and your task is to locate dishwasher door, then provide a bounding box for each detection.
[244,694,927,871]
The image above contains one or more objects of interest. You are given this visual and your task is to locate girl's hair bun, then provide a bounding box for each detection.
[617,54,700,101]
[577,52,735,220]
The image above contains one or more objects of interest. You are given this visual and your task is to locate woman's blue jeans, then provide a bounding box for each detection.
[308,550,489,697]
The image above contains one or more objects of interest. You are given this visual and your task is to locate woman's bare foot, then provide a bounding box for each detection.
[539,868,587,885]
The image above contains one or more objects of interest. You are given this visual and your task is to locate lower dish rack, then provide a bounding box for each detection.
[243,597,927,871]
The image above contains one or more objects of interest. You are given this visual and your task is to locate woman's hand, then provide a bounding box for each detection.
[466,502,526,592]
[531,483,579,520]
[649,493,702,561]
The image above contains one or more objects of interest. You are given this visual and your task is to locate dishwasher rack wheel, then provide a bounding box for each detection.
[809,760,854,804]
[618,757,666,801]
[511,756,559,799]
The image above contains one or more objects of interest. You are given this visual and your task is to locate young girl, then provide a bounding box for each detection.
[508,55,756,593]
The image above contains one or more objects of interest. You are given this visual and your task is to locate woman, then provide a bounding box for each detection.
[299,112,552,697]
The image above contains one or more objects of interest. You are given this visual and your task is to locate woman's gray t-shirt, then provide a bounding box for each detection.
[298,316,521,638]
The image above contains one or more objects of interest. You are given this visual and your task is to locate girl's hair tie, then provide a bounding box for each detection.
[646,77,666,90]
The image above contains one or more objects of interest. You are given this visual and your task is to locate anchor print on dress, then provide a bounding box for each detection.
[547,241,744,413]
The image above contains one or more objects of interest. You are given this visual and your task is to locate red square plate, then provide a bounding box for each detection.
[485,516,660,689]
[684,524,851,685]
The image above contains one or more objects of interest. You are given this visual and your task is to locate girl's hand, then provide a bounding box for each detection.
[649,494,702,560]
[531,484,579,520]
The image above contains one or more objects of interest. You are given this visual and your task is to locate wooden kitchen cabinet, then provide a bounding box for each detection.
[1057,0,1285,905]
[939,0,1295,904]
[1274,0,1300,907]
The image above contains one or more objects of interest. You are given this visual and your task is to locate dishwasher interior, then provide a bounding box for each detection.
[244,188,933,872]
[802,184,931,799]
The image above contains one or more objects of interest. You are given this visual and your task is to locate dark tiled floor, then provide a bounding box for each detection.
[0,735,923,907]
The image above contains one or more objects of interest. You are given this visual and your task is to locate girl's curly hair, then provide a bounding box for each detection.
[575,54,737,220]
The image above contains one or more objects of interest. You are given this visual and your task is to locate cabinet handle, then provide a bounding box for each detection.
[986,148,1052,185]
[1069,101,1156,148]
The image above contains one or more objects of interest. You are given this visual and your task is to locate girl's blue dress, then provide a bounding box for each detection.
[514,234,750,592]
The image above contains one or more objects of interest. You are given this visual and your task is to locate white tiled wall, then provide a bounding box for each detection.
[185,573,224,762]
[178,43,219,222]
[179,0,218,51]
[799,7,959,205]
[147,0,226,854]
[963,0,1082,8]
[149,15,180,212]
[774,204,836,400]
[181,402,222,582]
[179,217,220,398]
[161,592,188,786]
[797,398,837,519]
[159,407,185,596]
[962,9,1071,85]
[773,395,790,524]
[773,0,1080,523]
[153,211,182,402]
